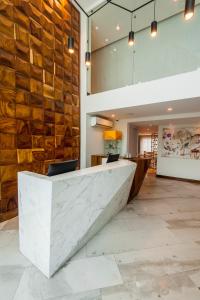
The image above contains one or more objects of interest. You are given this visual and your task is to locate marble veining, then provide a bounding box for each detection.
[1,174,200,299]
[18,160,136,278]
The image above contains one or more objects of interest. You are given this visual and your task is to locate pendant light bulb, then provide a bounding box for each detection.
[85,51,91,66]
[128,31,134,46]
[151,20,157,37]
[184,0,195,20]
[68,36,74,54]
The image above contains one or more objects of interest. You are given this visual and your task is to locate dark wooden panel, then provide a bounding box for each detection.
[17,149,33,164]
[16,89,29,104]
[0,48,15,68]
[16,119,30,135]
[0,32,15,53]
[44,71,53,86]
[0,150,17,165]
[0,0,80,221]
[32,107,44,122]
[0,133,16,149]
[43,84,54,99]
[0,66,15,89]
[0,99,15,118]
[25,3,41,24]
[16,72,30,90]
[41,14,54,34]
[0,164,17,183]
[30,120,44,135]
[30,93,43,107]
[14,7,30,29]
[0,14,14,37]
[31,48,43,67]
[15,24,29,46]
[32,135,44,148]
[30,78,43,95]
[17,134,32,149]
[0,1,13,19]
[15,56,30,76]
[30,64,43,81]
[30,17,42,40]
[16,104,31,120]
[0,118,17,134]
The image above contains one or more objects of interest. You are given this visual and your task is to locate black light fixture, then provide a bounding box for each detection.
[128,13,135,46]
[151,0,157,37]
[85,17,91,66]
[184,0,195,20]
[68,36,74,54]
[85,51,91,66]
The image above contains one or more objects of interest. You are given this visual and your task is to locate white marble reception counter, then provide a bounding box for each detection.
[18,160,136,278]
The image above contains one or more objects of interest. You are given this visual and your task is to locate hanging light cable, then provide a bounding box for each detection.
[85,17,91,66]
[151,0,157,37]
[184,0,195,20]
[128,12,134,46]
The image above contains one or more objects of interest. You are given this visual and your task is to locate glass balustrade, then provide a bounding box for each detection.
[90,5,200,94]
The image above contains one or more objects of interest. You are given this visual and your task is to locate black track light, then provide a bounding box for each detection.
[68,36,74,54]
[184,0,195,20]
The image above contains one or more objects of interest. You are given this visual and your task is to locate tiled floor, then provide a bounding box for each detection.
[1,175,200,300]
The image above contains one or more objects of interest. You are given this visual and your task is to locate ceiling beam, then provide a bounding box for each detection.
[71,0,156,18]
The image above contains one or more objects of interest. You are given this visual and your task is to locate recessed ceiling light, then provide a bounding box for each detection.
[105,38,109,42]
[167,107,173,112]
[113,48,117,52]
[95,26,99,30]
[116,24,120,31]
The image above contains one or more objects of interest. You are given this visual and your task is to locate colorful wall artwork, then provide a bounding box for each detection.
[162,128,200,159]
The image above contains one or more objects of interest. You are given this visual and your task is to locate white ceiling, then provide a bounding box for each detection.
[133,117,200,136]
[79,0,103,11]
[82,0,200,51]
[96,97,200,120]
[133,117,200,128]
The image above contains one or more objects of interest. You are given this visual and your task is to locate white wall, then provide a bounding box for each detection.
[91,5,200,93]
[80,12,88,169]
[79,3,200,169]
[86,69,200,114]
[115,119,128,155]
[86,115,105,167]
[157,125,200,181]
[112,112,200,158]
[128,125,139,156]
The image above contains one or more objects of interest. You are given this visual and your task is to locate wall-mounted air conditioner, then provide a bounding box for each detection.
[91,116,113,128]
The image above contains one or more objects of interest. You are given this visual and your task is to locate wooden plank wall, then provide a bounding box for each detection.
[0,0,80,222]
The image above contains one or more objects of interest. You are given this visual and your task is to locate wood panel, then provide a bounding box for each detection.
[0,0,80,222]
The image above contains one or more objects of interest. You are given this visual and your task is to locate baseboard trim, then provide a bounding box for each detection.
[156,174,200,184]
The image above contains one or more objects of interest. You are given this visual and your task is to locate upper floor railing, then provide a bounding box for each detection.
[90,5,200,94]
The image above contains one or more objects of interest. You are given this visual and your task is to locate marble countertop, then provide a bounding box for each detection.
[18,159,136,277]
[21,159,134,182]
